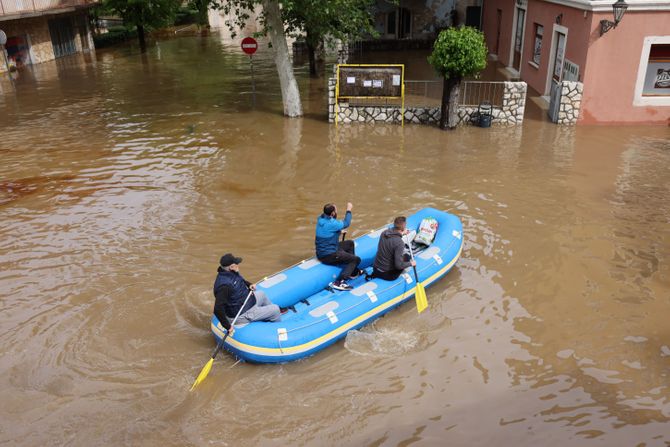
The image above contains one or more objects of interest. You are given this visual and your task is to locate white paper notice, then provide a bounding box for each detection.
[346,76,355,84]
[373,80,383,88]
[392,75,401,86]
[363,80,372,87]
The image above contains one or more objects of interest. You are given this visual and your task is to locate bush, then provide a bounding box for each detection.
[93,27,137,48]
[174,7,199,26]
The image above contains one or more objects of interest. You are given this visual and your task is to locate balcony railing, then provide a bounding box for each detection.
[0,0,97,17]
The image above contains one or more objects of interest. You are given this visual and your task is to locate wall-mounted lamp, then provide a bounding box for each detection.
[555,13,563,24]
[600,0,628,35]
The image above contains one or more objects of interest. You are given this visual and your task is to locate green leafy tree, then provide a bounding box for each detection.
[283,0,378,77]
[104,0,181,52]
[428,26,487,129]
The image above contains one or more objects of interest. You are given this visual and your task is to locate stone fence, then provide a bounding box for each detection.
[328,78,527,126]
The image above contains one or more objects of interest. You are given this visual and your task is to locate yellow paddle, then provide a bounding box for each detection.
[190,290,254,391]
[407,241,428,313]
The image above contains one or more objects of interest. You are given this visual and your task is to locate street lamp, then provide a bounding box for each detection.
[600,0,629,36]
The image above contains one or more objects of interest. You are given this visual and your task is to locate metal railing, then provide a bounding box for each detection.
[403,80,507,109]
[459,81,506,108]
[0,0,97,16]
[404,80,442,107]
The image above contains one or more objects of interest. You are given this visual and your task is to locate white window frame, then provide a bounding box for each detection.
[633,35,670,107]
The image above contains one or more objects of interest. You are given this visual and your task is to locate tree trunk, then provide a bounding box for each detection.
[307,43,317,77]
[197,0,209,27]
[261,0,303,117]
[137,24,147,53]
[439,76,461,130]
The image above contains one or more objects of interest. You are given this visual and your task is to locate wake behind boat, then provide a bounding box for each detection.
[210,207,463,363]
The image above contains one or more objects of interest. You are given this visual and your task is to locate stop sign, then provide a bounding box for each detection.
[241,37,258,55]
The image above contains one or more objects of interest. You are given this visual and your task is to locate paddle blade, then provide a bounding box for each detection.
[190,358,214,391]
[415,284,428,314]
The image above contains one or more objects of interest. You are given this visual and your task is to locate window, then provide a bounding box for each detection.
[387,11,396,35]
[642,44,670,96]
[532,24,543,65]
[634,36,670,106]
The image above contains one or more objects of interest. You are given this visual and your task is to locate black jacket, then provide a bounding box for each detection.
[213,268,256,329]
[373,229,411,273]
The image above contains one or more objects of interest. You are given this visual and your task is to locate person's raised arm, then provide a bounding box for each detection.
[341,202,353,229]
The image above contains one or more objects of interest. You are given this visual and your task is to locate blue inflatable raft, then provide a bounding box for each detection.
[210,207,463,363]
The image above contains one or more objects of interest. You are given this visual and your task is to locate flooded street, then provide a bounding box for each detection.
[1,33,669,446]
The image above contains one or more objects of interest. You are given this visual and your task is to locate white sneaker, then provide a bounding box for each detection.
[331,280,353,291]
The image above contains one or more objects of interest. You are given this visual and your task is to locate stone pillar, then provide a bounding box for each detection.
[500,81,527,125]
[556,81,583,125]
[328,77,336,123]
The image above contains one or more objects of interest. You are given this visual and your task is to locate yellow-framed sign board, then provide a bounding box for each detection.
[335,64,405,125]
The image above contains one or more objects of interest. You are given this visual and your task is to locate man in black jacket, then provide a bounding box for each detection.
[213,253,282,330]
[372,216,416,281]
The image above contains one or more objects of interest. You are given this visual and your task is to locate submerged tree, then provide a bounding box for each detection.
[105,0,180,52]
[428,27,487,130]
[283,0,378,77]
[221,0,302,117]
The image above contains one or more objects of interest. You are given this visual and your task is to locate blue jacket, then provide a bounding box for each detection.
[315,211,352,258]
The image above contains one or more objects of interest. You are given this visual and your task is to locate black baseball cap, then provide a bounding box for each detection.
[220,253,242,267]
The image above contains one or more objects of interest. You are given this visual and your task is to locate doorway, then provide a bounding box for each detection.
[512,6,526,72]
[48,17,77,58]
[494,9,502,55]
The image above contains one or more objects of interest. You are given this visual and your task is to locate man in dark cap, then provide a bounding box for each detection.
[213,253,283,330]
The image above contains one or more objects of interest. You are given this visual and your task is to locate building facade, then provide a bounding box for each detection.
[482,0,670,124]
[0,0,96,73]
[372,0,484,40]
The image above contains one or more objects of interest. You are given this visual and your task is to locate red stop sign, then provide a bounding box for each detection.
[241,37,258,55]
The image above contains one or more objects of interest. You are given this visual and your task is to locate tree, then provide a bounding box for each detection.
[283,0,378,77]
[428,27,487,130]
[104,0,181,52]
[221,0,302,117]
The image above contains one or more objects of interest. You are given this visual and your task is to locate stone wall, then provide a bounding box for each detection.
[329,79,528,126]
[555,81,583,125]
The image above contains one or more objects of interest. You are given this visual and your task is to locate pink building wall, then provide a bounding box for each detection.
[580,11,670,124]
[482,0,515,66]
[481,0,670,125]
[520,1,592,96]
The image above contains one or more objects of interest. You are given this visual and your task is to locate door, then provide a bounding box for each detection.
[398,7,411,39]
[548,82,562,122]
[49,17,77,58]
[551,32,566,84]
[513,7,526,71]
[495,9,502,55]
[465,6,482,29]
[548,31,567,121]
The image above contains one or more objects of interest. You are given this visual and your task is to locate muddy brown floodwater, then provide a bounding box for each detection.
[1,32,669,446]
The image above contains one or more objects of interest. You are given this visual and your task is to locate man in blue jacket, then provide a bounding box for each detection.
[315,202,362,291]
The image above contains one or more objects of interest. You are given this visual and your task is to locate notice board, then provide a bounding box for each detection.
[336,64,404,98]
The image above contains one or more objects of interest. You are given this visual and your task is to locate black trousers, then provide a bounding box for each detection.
[319,240,361,281]
[372,267,403,281]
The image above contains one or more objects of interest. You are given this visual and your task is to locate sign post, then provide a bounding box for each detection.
[241,37,258,106]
